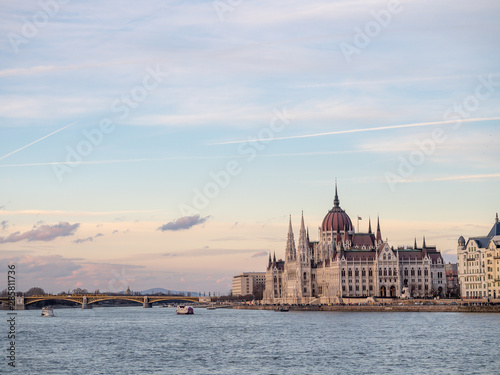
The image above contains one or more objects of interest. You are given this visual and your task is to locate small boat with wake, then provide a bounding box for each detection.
[176,305,194,314]
[41,306,54,317]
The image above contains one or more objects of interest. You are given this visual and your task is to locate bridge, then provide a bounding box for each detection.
[0,294,201,310]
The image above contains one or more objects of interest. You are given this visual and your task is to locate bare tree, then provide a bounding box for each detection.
[72,288,88,295]
[25,287,45,296]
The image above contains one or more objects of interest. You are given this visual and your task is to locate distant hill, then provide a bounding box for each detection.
[138,288,201,296]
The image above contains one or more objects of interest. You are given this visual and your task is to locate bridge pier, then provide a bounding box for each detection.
[15,296,25,310]
[143,296,152,308]
[82,296,93,309]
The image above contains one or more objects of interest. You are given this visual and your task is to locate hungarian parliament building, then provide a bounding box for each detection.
[263,185,447,304]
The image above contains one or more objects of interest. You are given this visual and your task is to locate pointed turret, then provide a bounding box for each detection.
[268,252,272,269]
[297,211,309,262]
[376,216,382,243]
[285,215,297,261]
[414,237,417,249]
[368,217,372,234]
[272,252,276,268]
[487,213,500,238]
[343,226,350,249]
[422,236,426,249]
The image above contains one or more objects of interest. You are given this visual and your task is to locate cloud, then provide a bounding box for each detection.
[157,215,211,232]
[1,220,8,230]
[251,251,269,258]
[0,254,145,292]
[74,237,93,244]
[163,248,264,257]
[0,222,80,243]
[74,232,104,244]
[112,230,119,234]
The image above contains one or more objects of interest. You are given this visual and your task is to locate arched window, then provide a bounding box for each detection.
[393,268,397,276]
[417,269,422,276]
[384,268,387,276]
[404,269,408,276]
[424,269,428,276]
[303,272,307,280]
[362,269,366,277]
[383,254,386,260]
[355,269,359,277]
[342,269,346,277]
[369,269,373,277]
[348,269,352,277]
[379,268,382,276]
[388,268,392,276]
[411,268,415,276]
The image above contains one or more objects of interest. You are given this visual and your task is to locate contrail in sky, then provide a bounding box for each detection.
[209,117,500,145]
[0,120,79,162]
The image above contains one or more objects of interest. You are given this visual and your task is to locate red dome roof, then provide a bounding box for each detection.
[321,184,353,232]
[322,207,353,232]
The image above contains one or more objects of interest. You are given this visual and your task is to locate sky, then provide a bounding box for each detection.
[0,0,499,294]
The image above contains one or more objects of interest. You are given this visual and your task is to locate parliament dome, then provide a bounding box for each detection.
[321,185,353,233]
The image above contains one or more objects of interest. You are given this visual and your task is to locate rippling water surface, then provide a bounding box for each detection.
[2,306,499,374]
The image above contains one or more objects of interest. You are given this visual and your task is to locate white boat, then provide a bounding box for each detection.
[41,306,54,317]
[176,305,194,314]
[207,304,216,310]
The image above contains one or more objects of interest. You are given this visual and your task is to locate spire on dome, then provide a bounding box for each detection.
[423,236,426,249]
[334,179,339,207]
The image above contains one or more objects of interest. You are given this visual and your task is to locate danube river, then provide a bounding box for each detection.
[3,306,499,374]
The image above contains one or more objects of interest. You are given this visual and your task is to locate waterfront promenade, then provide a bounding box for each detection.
[236,297,500,313]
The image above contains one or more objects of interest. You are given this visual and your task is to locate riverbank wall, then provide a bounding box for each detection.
[233,304,500,313]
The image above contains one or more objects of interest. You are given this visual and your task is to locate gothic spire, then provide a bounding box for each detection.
[298,211,309,262]
[268,252,272,269]
[414,237,417,249]
[368,217,372,234]
[422,236,426,249]
[285,215,296,261]
[376,216,382,243]
[333,179,339,207]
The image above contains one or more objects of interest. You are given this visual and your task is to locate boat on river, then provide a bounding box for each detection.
[176,305,194,314]
[41,306,54,317]
[274,306,289,312]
